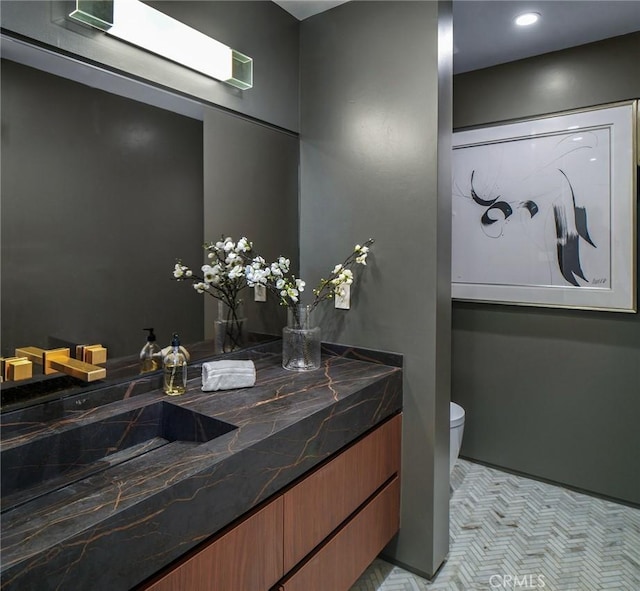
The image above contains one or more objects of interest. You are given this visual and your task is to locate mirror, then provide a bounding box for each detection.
[1,37,300,412]
[1,56,205,366]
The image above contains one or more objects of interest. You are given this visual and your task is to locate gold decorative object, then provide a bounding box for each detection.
[42,348,73,375]
[14,345,107,382]
[47,356,106,382]
[76,344,108,365]
[14,346,49,365]
[1,357,33,381]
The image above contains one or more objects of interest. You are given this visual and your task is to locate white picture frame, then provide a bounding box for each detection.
[452,101,637,313]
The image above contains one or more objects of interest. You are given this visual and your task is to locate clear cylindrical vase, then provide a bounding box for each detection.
[214,300,246,354]
[282,305,321,371]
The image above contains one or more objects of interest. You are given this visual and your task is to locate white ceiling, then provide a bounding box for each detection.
[272,0,640,74]
[272,0,350,20]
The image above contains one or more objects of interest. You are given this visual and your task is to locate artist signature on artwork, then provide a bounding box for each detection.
[592,278,607,285]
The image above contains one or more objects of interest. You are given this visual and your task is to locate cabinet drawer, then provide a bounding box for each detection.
[283,414,401,572]
[140,497,283,591]
[280,476,400,591]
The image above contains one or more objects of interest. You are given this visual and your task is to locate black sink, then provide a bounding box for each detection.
[1,402,237,511]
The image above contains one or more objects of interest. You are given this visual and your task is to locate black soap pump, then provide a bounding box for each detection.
[163,333,187,396]
[140,328,161,374]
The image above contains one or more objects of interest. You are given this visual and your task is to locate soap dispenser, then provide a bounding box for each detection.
[140,328,161,374]
[163,333,187,396]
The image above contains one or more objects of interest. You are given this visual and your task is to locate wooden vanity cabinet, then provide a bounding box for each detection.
[277,476,400,591]
[140,497,283,591]
[138,414,401,591]
[282,413,402,572]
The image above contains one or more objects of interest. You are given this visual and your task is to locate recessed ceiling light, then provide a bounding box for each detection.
[515,12,540,26]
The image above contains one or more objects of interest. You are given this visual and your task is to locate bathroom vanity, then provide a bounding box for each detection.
[0,341,402,591]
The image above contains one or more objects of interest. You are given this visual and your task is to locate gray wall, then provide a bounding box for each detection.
[1,1,301,361]
[1,59,204,357]
[452,33,640,505]
[0,0,300,132]
[300,1,452,577]
[203,108,300,336]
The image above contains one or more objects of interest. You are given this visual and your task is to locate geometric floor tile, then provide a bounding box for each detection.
[350,459,640,591]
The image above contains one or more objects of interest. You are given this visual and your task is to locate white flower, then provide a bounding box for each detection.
[246,266,270,286]
[229,264,244,280]
[355,244,369,264]
[173,263,189,278]
[237,237,251,252]
[201,265,216,283]
[331,268,354,287]
[278,257,290,272]
[179,236,372,313]
[193,282,209,293]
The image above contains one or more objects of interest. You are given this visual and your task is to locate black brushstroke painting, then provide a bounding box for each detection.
[467,169,597,287]
[521,200,539,218]
[553,169,596,286]
[470,170,499,207]
[481,201,513,226]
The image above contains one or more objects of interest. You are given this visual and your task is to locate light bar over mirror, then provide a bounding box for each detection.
[69,0,253,90]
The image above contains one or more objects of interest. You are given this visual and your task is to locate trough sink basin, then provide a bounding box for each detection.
[1,401,237,512]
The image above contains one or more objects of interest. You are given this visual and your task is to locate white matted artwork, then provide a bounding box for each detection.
[452,101,637,312]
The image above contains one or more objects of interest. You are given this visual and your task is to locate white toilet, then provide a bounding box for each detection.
[449,401,465,474]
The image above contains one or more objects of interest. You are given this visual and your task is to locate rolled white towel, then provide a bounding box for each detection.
[201,360,256,392]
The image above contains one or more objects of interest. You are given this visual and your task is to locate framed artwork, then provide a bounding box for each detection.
[452,101,637,312]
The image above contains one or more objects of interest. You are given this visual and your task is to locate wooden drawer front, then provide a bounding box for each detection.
[283,414,401,572]
[281,476,400,591]
[141,497,283,591]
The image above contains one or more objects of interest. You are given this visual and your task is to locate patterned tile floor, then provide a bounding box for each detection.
[350,459,640,591]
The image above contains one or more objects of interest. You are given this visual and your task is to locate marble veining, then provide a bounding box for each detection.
[0,344,402,591]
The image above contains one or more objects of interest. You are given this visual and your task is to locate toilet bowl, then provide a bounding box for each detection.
[450,401,465,474]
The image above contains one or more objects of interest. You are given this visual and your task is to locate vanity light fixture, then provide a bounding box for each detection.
[514,12,540,27]
[69,0,252,90]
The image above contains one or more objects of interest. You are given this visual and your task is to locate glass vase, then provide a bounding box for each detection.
[282,305,321,371]
[214,300,246,354]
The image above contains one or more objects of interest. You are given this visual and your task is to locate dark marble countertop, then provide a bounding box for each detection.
[0,342,402,591]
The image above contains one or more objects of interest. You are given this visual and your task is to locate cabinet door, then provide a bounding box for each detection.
[140,497,283,591]
[283,414,401,572]
[280,476,400,591]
